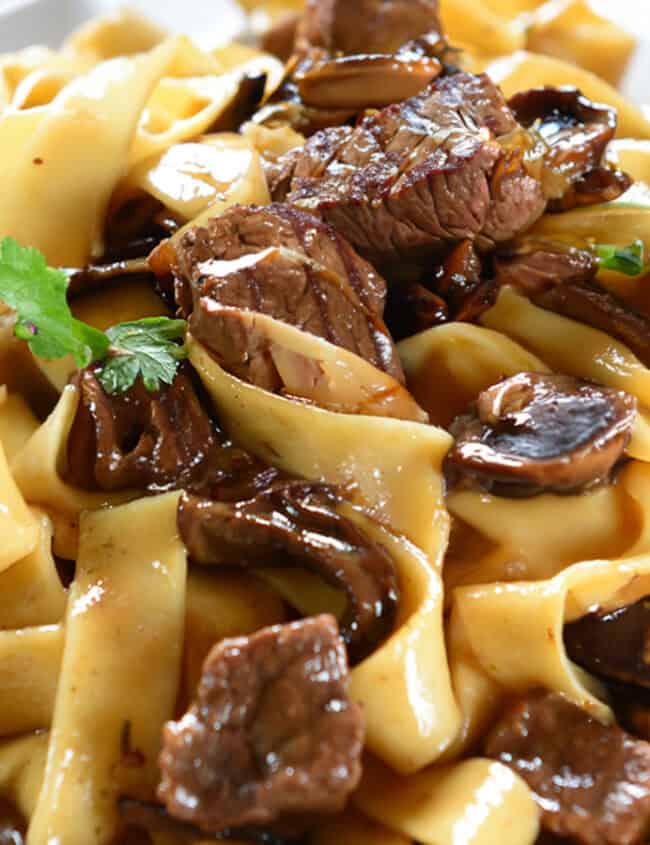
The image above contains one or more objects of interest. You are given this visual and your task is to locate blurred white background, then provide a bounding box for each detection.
[0,0,647,102]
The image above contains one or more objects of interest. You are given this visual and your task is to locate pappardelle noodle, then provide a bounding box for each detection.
[1,2,650,844]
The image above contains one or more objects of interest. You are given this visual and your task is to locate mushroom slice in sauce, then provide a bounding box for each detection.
[157,616,364,834]
[178,484,398,663]
[445,372,637,497]
[564,597,650,689]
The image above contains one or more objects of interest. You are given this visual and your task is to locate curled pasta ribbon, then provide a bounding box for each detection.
[0,440,39,573]
[448,555,650,756]
[353,754,540,845]
[0,732,49,820]
[398,322,549,428]
[28,492,187,845]
[482,286,650,462]
[0,387,39,460]
[189,336,450,560]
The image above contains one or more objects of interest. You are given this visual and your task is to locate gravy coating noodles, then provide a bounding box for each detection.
[1,2,650,845]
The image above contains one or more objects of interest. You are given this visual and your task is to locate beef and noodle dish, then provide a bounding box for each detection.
[2,1,650,843]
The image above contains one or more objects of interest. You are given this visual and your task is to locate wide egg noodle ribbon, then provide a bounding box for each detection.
[0,733,49,821]
[27,492,186,845]
[0,439,39,573]
[0,625,62,737]
[398,322,549,428]
[0,388,39,460]
[450,555,650,744]
[353,755,540,845]
[189,336,451,561]
[0,509,66,630]
[481,286,650,461]
[0,37,190,266]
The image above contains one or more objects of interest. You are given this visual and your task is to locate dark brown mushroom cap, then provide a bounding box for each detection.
[445,372,637,496]
[564,597,650,689]
[507,86,629,210]
[178,483,398,663]
[157,616,364,834]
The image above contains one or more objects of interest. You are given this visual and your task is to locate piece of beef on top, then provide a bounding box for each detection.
[270,72,546,270]
[172,203,404,389]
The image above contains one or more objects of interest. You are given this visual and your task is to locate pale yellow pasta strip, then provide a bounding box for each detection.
[0,509,66,630]
[28,492,186,845]
[354,756,539,845]
[0,389,39,460]
[11,385,133,521]
[440,0,526,56]
[398,322,548,427]
[607,140,650,185]
[0,37,187,266]
[481,286,650,461]
[0,439,39,573]
[452,556,650,724]
[529,195,650,248]
[349,513,461,773]
[0,625,63,737]
[64,7,167,61]
[0,733,49,820]
[189,337,451,561]
[484,51,650,138]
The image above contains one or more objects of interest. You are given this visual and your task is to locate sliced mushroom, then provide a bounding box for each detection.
[536,280,650,369]
[445,372,637,496]
[564,597,650,689]
[493,239,598,297]
[508,87,629,210]
[178,483,398,663]
[295,53,442,110]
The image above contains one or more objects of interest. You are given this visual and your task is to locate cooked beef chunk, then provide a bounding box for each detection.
[295,0,442,57]
[119,799,302,844]
[485,691,650,845]
[565,598,650,689]
[536,281,650,369]
[65,368,223,493]
[172,204,404,385]
[386,281,448,339]
[158,616,364,834]
[178,484,398,662]
[445,373,637,497]
[493,241,597,297]
[274,73,546,267]
[508,87,630,212]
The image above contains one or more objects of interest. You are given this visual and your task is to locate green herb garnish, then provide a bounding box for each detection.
[594,240,646,277]
[0,237,187,395]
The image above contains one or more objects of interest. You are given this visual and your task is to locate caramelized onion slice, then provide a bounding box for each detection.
[295,54,442,110]
[445,372,637,496]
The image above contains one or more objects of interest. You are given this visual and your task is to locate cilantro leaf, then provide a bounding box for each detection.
[594,240,646,277]
[0,236,109,366]
[99,318,188,394]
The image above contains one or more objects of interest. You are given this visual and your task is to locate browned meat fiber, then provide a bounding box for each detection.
[172,203,404,386]
[270,72,546,267]
[486,691,650,845]
[158,616,364,834]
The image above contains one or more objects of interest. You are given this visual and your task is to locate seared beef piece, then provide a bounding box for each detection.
[386,281,448,339]
[508,87,630,212]
[445,372,637,497]
[120,799,303,844]
[275,73,545,267]
[565,598,650,689]
[493,241,597,297]
[485,691,650,845]
[295,0,442,57]
[65,368,223,493]
[172,203,404,385]
[178,484,398,662]
[537,281,650,369]
[158,616,364,833]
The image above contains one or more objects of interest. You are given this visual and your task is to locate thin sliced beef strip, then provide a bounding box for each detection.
[485,690,650,845]
[158,616,364,835]
[172,203,404,385]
